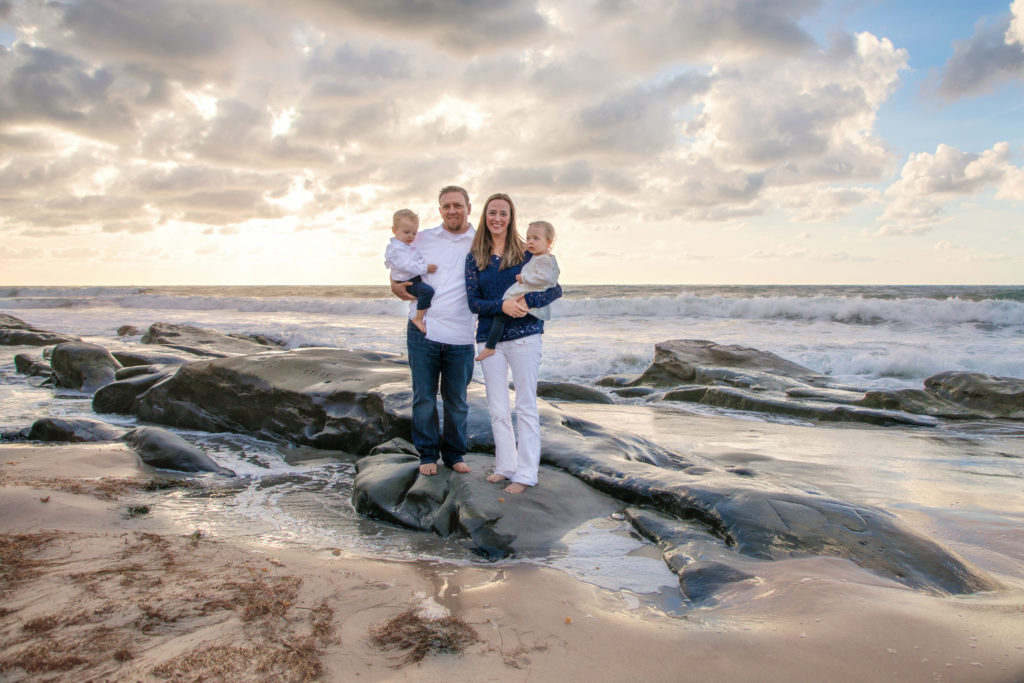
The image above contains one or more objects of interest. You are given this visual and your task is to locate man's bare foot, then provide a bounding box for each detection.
[412,316,427,333]
[475,347,496,362]
[452,462,471,473]
[486,473,507,483]
[419,463,437,476]
[503,482,528,494]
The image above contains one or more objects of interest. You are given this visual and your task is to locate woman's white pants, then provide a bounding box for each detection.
[479,334,542,486]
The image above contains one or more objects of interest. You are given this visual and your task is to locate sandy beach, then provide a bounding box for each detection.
[4,436,1023,682]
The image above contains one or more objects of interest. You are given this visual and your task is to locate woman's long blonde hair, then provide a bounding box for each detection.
[471,193,525,271]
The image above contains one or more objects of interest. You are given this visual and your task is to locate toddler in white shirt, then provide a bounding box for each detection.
[384,209,437,333]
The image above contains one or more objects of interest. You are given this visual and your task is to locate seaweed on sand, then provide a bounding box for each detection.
[369,609,479,666]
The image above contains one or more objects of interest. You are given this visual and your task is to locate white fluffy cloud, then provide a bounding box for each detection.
[0,0,1022,284]
[879,142,1020,234]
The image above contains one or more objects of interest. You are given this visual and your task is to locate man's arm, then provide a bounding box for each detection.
[390,277,415,301]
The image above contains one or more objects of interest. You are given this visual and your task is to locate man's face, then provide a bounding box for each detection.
[438,191,470,233]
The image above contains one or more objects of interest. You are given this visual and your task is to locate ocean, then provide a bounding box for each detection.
[2,283,1024,623]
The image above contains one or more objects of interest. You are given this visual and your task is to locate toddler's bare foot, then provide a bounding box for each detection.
[486,473,507,483]
[412,316,427,334]
[452,462,471,473]
[475,347,496,362]
[419,463,437,476]
[503,482,528,494]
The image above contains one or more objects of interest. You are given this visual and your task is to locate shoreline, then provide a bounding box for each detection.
[3,443,1023,682]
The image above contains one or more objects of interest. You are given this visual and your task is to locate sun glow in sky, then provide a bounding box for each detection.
[1,0,1023,286]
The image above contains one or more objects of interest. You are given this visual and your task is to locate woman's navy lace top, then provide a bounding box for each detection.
[465,252,563,344]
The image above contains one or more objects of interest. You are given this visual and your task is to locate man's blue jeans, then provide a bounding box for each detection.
[406,321,474,466]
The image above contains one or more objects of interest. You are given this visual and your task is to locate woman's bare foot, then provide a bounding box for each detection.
[503,482,528,494]
[419,463,437,476]
[475,347,496,362]
[486,473,507,483]
[411,316,427,334]
[452,462,471,473]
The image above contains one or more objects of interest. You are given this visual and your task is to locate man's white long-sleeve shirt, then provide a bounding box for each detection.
[408,225,476,345]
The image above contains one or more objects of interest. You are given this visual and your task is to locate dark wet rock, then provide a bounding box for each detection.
[93,371,172,414]
[855,388,983,419]
[128,346,996,595]
[635,339,828,388]
[122,426,234,476]
[595,374,639,387]
[661,386,938,427]
[368,437,419,456]
[136,348,411,452]
[352,452,620,560]
[117,325,142,336]
[141,322,285,357]
[536,380,614,404]
[115,365,162,380]
[27,417,125,443]
[0,314,79,346]
[2,428,30,441]
[112,349,193,367]
[50,342,122,393]
[923,372,1024,419]
[14,353,52,377]
[612,386,658,399]
[678,562,757,603]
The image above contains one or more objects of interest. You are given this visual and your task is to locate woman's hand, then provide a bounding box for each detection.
[502,297,528,317]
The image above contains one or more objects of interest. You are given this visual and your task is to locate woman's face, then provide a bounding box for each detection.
[485,199,511,243]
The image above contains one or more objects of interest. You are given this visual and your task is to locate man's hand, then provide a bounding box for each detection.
[390,279,415,301]
[502,296,528,317]
[427,264,438,273]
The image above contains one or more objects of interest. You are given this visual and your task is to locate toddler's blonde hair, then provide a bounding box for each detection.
[528,220,555,245]
[392,208,418,228]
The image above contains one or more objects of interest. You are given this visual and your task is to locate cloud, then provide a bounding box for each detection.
[878,142,1017,234]
[934,13,1024,99]
[1010,0,1024,46]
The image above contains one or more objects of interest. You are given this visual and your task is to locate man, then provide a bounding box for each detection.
[391,186,478,476]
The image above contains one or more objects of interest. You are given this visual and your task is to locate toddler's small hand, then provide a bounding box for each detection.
[427,264,438,273]
[515,274,523,282]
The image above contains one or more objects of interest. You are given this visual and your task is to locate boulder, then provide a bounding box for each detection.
[93,371,172,414]
[923,371,1024,419]
[117,325,142,336]
[536,380,615,404]
[14,353,52,377]
[122,426,234,476]
[352,452,620,560]
[27,417,125,443]
[635,339,828,387]
[136,348,412,452]
[49,342,122,393]
[112,349,193,367]
[141,322,285,357]
[126,346,996,595]
[0,314,79,346]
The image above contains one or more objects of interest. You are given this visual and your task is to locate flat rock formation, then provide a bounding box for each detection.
[0,314,79,346]
[611,339,1024,425]
[116,345,997,595]
[140,322,285,357]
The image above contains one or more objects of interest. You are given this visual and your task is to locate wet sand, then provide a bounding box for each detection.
[2,440,1024,682]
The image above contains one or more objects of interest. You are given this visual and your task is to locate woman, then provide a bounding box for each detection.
[465,193,562,494]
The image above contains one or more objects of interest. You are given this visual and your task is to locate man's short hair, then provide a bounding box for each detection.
[438,185,470,206]
[392,208,418,227]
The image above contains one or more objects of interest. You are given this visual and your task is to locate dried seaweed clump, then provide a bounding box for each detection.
[369,609,478,666]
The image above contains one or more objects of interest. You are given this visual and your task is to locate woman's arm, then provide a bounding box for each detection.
[464,253,503,316]
[524,283,562,309]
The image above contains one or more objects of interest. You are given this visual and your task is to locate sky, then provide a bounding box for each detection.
[1,0,1023,286]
